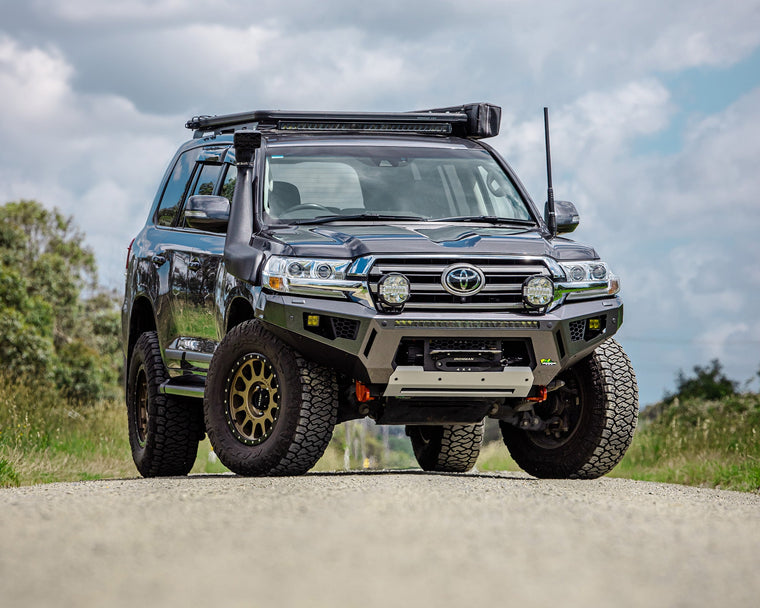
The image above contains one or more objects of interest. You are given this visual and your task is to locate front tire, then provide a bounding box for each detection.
[126,331,202,477]
[204,320,338,476]
[407,422,484,472]
[500,338,638,479]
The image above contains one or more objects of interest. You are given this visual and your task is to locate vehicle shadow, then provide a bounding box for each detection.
[160,469,536,483]
[94,469,534,484]
[304,469,535,482]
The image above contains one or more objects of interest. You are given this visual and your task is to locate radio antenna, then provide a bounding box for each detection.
[544,107,557,238]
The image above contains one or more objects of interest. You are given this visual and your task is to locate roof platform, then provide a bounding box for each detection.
[185,103,501,140]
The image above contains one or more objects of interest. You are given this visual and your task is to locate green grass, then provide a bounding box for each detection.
[0,375,138,486]
[474,394,760,492]
[609,393,760,492]
[0,457,19,486]
[476,440,520,472]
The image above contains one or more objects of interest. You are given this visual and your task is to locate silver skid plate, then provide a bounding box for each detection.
[383,366,533,398]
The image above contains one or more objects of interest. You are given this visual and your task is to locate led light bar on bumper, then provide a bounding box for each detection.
[262,256,368,300]
[557,261,620,301]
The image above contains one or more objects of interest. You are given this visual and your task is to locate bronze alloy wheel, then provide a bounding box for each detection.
[203,320,339,476]
[225,353,281,445]
[134,366,149,447]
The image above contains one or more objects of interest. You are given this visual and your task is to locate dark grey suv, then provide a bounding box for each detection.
[122,103,638,478]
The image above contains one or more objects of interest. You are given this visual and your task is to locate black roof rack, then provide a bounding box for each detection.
[185,103,501,140]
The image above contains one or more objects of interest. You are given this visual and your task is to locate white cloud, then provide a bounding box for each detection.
[696,321,752,362]
[492,79,673,218]
[0,37,72,121]
[8,1,758,118]
[36,0,223,23]
[641,7,760,70]
[0,37,180,284]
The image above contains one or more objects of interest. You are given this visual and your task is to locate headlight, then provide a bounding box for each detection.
[557,260,620,301]
[262,256,361,299]
[559,261,611,283]
[523,276,554,308]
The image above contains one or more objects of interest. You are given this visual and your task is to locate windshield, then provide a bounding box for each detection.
[263,144,534,224]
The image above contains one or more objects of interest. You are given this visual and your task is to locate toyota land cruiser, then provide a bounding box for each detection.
[122,103,638,478]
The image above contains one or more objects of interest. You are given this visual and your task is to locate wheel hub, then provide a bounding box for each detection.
[249,384,271,414]
[526,371,583,449]
[226,354,280,445]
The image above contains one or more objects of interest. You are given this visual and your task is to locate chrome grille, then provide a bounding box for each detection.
[368,257,550,311]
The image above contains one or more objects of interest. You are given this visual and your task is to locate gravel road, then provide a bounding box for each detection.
[1,471,759,608]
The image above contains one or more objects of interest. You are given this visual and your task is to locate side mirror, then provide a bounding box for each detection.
[185,195,230,232]
[545,200,580,234]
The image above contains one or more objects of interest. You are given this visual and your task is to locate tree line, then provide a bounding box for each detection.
[0,200,121,403]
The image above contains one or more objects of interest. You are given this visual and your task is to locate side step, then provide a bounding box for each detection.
[159,377,206,399]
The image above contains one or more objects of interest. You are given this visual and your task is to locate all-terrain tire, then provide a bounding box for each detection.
[500,338,638,479]
[126,331,202,477]
[204,320,338,476]
[407,422,484,472]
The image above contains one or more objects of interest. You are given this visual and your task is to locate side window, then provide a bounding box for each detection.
[220,164,237,202]
[190,163,223,197]
[155,148,201,226]
[177,162,224,229]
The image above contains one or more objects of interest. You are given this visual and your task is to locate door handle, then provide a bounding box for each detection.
[151,254,167,267]
[188,259,201,272]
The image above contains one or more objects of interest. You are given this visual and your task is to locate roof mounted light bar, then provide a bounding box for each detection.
[185,103,501,139]
[277,121,452,134]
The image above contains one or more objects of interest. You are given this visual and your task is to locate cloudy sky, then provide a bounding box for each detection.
[1,0,759,405]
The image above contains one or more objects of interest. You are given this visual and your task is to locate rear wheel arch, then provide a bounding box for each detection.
[128,296,157,364]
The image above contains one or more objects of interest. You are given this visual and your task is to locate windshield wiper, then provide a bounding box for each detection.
[279,213,535,227]
[291,213,427,225]
[431,215,536,226]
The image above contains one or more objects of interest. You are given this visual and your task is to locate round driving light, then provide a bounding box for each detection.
[569,265,585,281]
[523,276,554,308]
[315,263,333,279]
[378,273,410,306]
[590,264,607,280]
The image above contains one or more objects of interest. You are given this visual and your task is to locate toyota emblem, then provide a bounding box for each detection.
[441,264,485,296]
